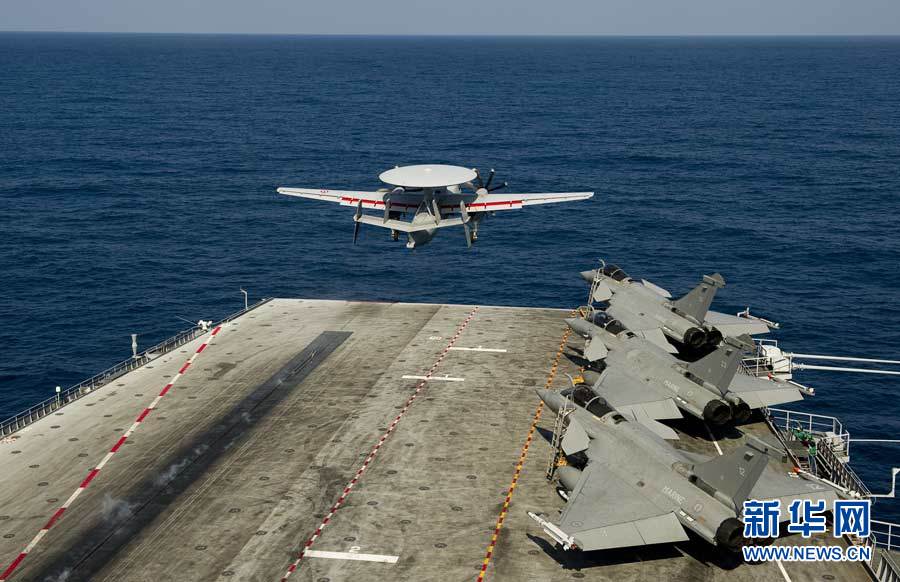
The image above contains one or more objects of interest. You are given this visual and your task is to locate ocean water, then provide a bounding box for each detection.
[1,33,899,520]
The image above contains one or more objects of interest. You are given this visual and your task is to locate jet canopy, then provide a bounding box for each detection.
[601,264,630,282]
[564,386,618,419]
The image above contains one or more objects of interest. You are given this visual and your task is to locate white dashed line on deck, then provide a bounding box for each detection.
[448,346,507,353]
[304,550,399,564]
[401,375,465,382]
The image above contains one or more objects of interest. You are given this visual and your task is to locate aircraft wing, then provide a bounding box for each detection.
[594,367,683,421]
[635,327,678,353]
[750,469,838,521]
[728,374,803,409]
[463,191,593,212]
[705,310,771,336]
[559,461,688,551]
[605,301,657,332]
[277,187,423,212]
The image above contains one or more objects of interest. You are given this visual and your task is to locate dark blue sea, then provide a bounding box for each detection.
[1,33,899,521]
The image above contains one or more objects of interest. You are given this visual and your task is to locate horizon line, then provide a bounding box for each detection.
[2,30,900,38]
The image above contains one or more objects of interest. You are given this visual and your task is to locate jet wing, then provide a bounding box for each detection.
[463,191,593,212]
[277,187,423,212]
[635,327,678,354]
[559,462,688,551]
[605,301,657,333]
[594,367,683,421]
[728,374,803,409]
[750,470,838,521]
[705,310,771,336]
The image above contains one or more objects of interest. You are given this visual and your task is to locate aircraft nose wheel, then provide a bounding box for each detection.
[391,230,399,241]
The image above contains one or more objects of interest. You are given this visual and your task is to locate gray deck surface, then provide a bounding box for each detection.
[0,299,871,581]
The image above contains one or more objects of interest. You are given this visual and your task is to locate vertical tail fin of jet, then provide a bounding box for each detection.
[685,335,751,393]
[671,273,725,322]
[692,441,769,510]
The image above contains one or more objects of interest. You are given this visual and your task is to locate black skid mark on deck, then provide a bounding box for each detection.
[34,331,352,582]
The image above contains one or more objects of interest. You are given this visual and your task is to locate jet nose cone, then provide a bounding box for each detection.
[534,388,563,413]
[579,270,597,283]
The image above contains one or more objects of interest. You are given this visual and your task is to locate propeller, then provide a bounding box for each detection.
[473,168,508,195]
[353,200,362,244]
[431,198,441,225]
[460,201,472,248]
[384,187,403,224]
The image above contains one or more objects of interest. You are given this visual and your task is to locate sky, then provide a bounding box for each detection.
[2,0,900,35]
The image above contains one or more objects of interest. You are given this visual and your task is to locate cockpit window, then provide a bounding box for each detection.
[570,386,614,417]
[570,386,595,408]
[603,319,628,335]
[602,264,630,282]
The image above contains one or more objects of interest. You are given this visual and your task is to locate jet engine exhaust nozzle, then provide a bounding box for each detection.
[715,518,746,552]
[683,327,708,350]
[703,400,732,426]
[704,328,724,348]
[730,400,752,424]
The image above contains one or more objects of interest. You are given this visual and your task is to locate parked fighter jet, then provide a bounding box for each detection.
[528,388,837,553]
[278,164,593,248]
[580,264,770,354]
[566,317,802,425]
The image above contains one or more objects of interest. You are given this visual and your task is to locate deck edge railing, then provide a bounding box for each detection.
[0,298,273,438]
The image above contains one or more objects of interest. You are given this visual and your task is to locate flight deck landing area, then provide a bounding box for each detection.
[0,300,872,582]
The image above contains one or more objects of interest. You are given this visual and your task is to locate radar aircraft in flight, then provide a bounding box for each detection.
[277,164,594,248]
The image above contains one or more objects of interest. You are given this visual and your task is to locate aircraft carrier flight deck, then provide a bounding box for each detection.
[0,299,878,581]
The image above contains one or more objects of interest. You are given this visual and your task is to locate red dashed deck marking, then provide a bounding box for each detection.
[475,317,574,582]
[0,325,224,582]
[278,307,480,581]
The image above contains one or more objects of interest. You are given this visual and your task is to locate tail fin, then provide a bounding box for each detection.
[685,335,750,393]
[692,441,769,509]
[671,273,725,322]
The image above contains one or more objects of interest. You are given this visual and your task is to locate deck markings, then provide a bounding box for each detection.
[704,422,724,456]
[775,557,793,582]
[449,346,507,353]
[303,550,399,564]
[475,317,575,582]
[0,325,224,582]
[278,307,480,581]
[401,374,465,382]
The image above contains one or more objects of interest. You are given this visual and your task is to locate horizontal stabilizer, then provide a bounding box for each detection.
[356,215,467,233]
